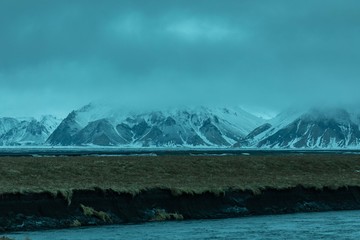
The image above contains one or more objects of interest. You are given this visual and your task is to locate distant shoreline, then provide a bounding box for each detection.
[1,154,360,232]
[1,147,360,157]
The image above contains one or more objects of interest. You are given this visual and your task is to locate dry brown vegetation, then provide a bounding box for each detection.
[150,209,184,221]
[0,154,360,196]
[80,204,112,223]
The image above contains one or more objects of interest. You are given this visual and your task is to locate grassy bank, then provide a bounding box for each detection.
[1,154,360,196]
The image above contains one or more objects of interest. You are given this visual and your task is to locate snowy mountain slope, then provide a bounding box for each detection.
[0,118,19,136]
[47,103,265,147]
[0,115,61,146]
[236,108,360,149]
[234,108,304,147]
[234,123,272,147]
[3,104,360,149]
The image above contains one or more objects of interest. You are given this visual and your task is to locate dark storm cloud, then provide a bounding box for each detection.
[1,0,360,117]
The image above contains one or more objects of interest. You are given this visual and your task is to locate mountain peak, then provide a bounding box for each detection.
[46,103,264,147]
[250,107,360,149]
[0,115,61,146]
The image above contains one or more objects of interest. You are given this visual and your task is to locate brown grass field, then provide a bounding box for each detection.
[0,154,360,196]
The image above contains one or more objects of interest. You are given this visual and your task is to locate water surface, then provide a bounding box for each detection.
[7,210,360,240]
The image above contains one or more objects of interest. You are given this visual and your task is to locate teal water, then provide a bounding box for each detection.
[6,210,360,240]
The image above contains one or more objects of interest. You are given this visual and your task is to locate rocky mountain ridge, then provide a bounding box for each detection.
[2,105,360,149]
[47,104,264,147]
[0,115,61,146]
[237,108,360,149]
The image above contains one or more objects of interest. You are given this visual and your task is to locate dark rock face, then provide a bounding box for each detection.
[116,123,134,143]
[199,119,230,146]
[26,120,49,136]
[73,119,128,146]
[246,123,272,140]
[186,134,208,146]
[132,120,151,139]
[47,111,81,145]
[2,187,360,232]
[234,123,272,147]
[138,126,164,147]
[164,117,176,126]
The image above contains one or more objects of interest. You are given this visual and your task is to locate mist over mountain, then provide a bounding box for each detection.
[1,1,359,147]
[46,103,264,147]
[237,107,360,149]
[1,1,360,118]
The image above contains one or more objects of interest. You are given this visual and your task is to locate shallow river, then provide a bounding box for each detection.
[7,210,360,240]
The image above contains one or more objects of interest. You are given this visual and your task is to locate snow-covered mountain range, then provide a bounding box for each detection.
[0,115,61,146]
[46,103,264,147]
[236,107,360,149]
[2,104,360,149]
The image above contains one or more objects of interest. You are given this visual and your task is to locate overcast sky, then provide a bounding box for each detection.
[1,0,360,118]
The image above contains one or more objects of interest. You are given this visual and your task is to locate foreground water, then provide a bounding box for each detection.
[7,210,360,240]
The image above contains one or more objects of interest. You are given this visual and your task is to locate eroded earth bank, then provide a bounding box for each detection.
[1,154,360,232]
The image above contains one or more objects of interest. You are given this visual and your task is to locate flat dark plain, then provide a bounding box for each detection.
[0,154,360,195]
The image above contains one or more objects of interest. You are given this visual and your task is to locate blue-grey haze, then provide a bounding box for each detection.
[1,0,360,117]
